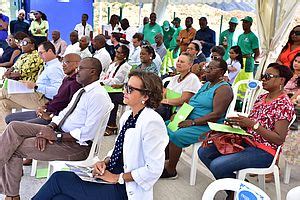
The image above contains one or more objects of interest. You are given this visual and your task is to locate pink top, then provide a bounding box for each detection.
[284,76,298,94]
[248,93,294,155]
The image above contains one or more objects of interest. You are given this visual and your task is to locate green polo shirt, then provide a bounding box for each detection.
[237,32,259,72]
[143,23,163,44]
[219,29,236,61]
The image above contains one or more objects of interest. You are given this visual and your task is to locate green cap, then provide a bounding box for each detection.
[241,16,253,23]
[172,17,181,23]
[163,21,170,28]
[229,17,238,24]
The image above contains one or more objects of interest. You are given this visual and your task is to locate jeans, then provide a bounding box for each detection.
[198,144,274,179]
[5,111,50,125]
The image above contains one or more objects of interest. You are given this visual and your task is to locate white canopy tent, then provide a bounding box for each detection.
[255,0,300,78]
[102,0,300,76]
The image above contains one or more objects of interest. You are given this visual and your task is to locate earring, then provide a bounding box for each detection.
[149,57,152,59]
[280,84,283,91]
[141,100,145,104]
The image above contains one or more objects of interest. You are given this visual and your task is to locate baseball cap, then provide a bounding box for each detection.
[241,16,253,23]
[229,17,238,24]
[172,17,181,23]
[163,21,170,31]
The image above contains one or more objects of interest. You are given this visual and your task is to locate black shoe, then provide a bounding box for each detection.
[160,168,178,179]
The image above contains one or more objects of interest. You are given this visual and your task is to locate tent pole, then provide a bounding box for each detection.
[108,6,110,24]
[219,15,223,43]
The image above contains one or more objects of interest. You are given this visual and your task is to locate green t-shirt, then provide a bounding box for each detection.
[237,32,259,72]
[143,23,163,44]
[162,27,175,49]
[237,32,259,56]
[219,29,235,61]
[169,26,183,50]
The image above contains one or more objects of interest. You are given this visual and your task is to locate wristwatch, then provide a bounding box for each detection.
[118,173,124,184]
[253,122,260,130]
[56,132,63,143]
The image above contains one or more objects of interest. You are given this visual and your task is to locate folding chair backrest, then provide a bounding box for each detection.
[86,103,114,161]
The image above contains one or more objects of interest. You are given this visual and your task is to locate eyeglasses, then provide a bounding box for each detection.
[187,47,196,51]
[77,66,95,71]
[204,65,222,72]
[123,83,148,94]
[63,60,79,65]
[20,40,32,46]
[6,38,19,44]
[38,50,47,56]
[210,55,221,60]
[292,31,300,36]
[261,73,281,81]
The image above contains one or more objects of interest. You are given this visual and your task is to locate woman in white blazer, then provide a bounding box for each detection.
[33,71,169,200]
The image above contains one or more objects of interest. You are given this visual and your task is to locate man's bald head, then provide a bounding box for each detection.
[70,31,79,44]
[62,53,81,76]
[76,57,102,86]
[92,34,106,50]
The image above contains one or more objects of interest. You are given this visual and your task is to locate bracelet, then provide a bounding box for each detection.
[47,123,56,130]
[191,120,196,126]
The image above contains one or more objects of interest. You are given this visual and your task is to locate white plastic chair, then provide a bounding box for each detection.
[189,142,202,185]
[286,186,300,200]
[227,79,263,116]
[236,146,281,200]
[188,80,263,186]
[30,103,113,177]
[283,114,298,184]
[202,178,270,200]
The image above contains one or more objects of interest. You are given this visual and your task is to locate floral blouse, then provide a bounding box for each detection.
[12,50,44,82]
[248,93,294,153]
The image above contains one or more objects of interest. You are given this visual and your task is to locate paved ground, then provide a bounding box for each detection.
[0,135,299,200]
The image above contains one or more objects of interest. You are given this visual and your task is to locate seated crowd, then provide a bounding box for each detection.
[0,9,299,200]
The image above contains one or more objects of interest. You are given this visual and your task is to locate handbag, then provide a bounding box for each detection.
[201,130,256,155]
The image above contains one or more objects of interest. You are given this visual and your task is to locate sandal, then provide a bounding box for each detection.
[104,126,118,136]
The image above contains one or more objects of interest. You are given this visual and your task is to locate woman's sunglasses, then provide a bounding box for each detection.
[210,55,221,60]
[261,73,281,81]
[20,40,32,47]
[291,31,300,36]
[123,83,147,94]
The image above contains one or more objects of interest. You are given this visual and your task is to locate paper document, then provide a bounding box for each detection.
[6,79,34,94]
[104,85,123,93]
[65,164,113,184]
[166,88,181,99]
[167,103,194,132]
[208,122,252,136]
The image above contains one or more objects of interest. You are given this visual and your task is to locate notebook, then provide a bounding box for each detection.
[104,85,123,93]
[208,122,252,136]
[167,103,194,131]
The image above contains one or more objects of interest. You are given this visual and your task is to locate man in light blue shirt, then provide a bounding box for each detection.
[0,41,64,130]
